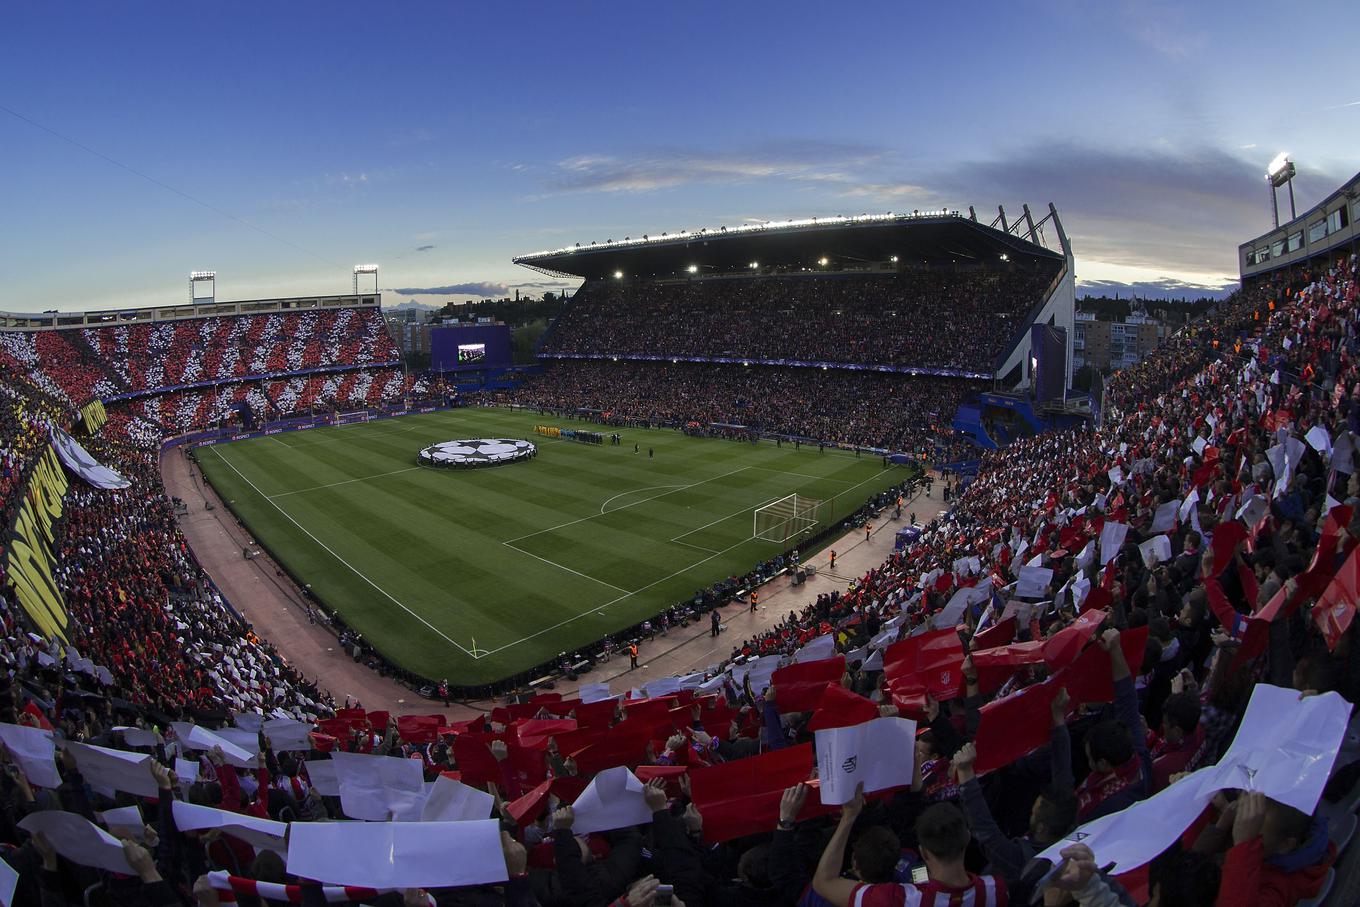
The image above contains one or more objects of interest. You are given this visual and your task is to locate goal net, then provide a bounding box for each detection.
[753,494,824,543]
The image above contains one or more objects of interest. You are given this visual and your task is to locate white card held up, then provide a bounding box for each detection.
[173,801,288,852]
[1016,566,1053,600]
[287,819,507,888]
[1099,521,1128,566]
[1138,536,1172,569]
[263,718,314,752]
[175,757,201,784]
[303,759,340,796]
[0,722,61,789]
[61,741,158,798]
[171,723,255,769]
[0,855,16,907]
[331,751,425,821]
[18,811,134,874]
[815,716,917,805]
[794,634,837,664]
[97,805,144,839]
[1149,501,1179,534]
[578,682,612,703]
[420,775,494,822]
[112,726,159,748]
[570,766,653,834]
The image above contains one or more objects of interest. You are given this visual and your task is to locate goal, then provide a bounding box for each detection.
[753,494,824,543]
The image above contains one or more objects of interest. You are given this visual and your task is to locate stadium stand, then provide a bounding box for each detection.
[0,225,1358,904]
[502,360,978,458]
[542,270,1052,373]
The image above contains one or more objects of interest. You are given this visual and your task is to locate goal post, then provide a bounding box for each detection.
[753,493,824,543]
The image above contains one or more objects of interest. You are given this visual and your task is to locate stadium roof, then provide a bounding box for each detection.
[514,211,1065,280]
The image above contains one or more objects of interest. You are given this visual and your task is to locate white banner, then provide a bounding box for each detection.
[49,426,130,489]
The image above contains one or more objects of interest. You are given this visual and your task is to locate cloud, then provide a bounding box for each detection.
[510,280,575,289]
[415,244,435,252]
[1078,277,1238,301]
[926,143,1344,278]
[546,142,885,194]
[389,282,508,297]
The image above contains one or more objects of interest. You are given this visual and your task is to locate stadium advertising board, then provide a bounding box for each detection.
[5,445,71,641]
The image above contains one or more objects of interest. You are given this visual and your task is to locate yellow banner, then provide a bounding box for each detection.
[5,445,70,641]
[80,399,107,434]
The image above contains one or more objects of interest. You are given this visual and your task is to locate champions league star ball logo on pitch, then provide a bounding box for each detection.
[417,438,536,469]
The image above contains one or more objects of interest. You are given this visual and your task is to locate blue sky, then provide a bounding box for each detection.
[1,0,1357,311]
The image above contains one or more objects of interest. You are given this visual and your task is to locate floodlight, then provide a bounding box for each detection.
[750,261,759,269]
[353,264,379,274]
[614,270,624,279]
[687,264,698,273]
[1267,152,1290,179]
[818,257,829,266]
[190,271,216,280]
[890,256,899,263]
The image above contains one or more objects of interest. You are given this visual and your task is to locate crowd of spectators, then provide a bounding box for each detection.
[0,307,400,409]
[115,367,409,438]
[543,268,1053,372]
[0,251,1358,906]
[500,361,977,458]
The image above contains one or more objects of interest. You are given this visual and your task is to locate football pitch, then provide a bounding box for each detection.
[195,406,913,685]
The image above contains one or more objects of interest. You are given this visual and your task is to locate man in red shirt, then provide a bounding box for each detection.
[812,790,1007,907]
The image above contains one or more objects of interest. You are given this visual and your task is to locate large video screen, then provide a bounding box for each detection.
[431,324,511,371]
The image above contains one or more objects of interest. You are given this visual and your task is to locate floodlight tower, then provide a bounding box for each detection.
[353,264,379,295]
[190,271,216,305]
[1267,153,1297,228]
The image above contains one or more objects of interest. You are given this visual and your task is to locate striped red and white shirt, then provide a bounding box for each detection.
[849,873,1007,907]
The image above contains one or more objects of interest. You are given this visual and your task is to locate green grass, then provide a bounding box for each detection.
[195,407,911,685]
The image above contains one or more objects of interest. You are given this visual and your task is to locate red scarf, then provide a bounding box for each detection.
[1076,754,1143,819]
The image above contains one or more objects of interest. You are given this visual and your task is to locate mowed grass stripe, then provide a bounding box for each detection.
[196,408,909,683]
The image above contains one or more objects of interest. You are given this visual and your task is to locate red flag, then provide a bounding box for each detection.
[574,699,620,728]
[883,629,965,702]
[973,678,1063,774]
[20,702,53,731]
[770,657,846,713]
[514,718,577,749]
[395,715,444,744]
[366,711,390,732]
[506,780,552,827]
[1061,626,1151,706]
[1042,609,1106,669]
[689,743,828,842]
[970,617,1016,652]
[1210,521,1249,574]
[805,684,880,732]
[1314,547,1360,651]
[452,736,501,786]
[1081,585,1113,614]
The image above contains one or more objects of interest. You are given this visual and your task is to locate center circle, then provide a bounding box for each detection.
[417,438,537,469]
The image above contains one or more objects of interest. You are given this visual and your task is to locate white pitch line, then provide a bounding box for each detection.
[502,541,632,594]
[482,466,893,656]
[598,484,685,515]
[209,446,478,658]
[502,464,754,545]
[269,466,423,498]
